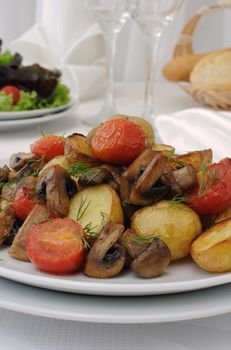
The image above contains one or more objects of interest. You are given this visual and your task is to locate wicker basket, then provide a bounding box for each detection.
[173,2,231,110]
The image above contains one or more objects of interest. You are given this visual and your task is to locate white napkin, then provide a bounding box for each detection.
[155,108,231,161]
[10,0,105,101]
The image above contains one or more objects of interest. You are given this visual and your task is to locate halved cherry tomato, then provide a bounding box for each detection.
[25,218,85,274]
[1,85,20,104]
[13,187,40,221]
[188,158,231,215]
[30,135,64,162]
[91,118,147,165]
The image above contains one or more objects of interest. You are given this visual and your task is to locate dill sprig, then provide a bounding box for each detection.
[0,181,6,190]
[79,236,91,251]
[83,211,109,239]
[76,196,91,221]
[167,152,187,169]
[169,194,191,210]
[68,162,101,182]
[198,163,207,195]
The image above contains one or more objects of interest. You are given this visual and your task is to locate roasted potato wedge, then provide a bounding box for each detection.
[68,184,124,236]
[191,219,231,272]
[173,149,213,172]
[152,144,175,156]
[65,133,98,164]
[39,155,69,177]
[214,205,231,224]
[131,200,202,260]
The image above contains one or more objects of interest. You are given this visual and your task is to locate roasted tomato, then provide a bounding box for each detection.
[91,118,147,165]
[13,187,40,221]
[188,158,231,215]
[1,85,20,104]
[25,218,86,274]
[30,135,65,162]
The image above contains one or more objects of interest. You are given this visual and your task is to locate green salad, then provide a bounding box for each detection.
[0,46,71,112]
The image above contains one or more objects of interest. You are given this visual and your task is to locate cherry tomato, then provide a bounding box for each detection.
[13,187,40,221]
[30,135,64,162]
[188,158,231,215]
[1,85,20,104]
[91,118,147,165]
[26,218,85,274]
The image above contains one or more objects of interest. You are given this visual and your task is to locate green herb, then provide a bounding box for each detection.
[169,195,191,210]
[79,236,91,251]
[68,162,101,182]
[76,196,91,221]
[0,181,6,190]
[83,211,109,239]
[38,127,46,137]
[198,163,208,195]
[167,153,187,169]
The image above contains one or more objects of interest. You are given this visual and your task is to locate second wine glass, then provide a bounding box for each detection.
[85,0,129,122]
[128,0,184,127]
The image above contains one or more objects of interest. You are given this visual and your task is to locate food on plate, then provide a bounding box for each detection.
[9,204,50,261]
[0,40,70,111]
[90,118,147,165]
[30,135,65,162]
[131,200,202,260]
[68,184,124,236]
[13,187,41,220]
[84,221,126,278]
[0,116,231,278]
[188,158,231,215]
[65,133,98,164]
[26,218,85,274]
[1,85,20,104]
[191,219,231,272]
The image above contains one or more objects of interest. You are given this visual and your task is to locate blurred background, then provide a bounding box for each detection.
[0,0,230,82]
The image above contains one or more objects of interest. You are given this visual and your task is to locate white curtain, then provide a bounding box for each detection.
[0,0,230,81]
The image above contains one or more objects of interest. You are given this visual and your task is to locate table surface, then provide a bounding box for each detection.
[1,83,231,350]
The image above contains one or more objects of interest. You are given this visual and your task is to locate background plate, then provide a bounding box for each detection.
[1,276,231,323]
[1,247,231,296]
[0,99,76,120]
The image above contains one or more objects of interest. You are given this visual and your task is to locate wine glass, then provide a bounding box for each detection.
[85,0,129,122]
[128,0,184,125]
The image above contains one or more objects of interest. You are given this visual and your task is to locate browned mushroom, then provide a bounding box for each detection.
[0,165,10,182]
[0,204,16,244]
[123,148,155,183]
[9,153,37,171]
[36,165,77,217]
[131,238,171,278]
[161,164,196,196]
[120,229,149,258]
[84,221,126,278]
[129,153,169,206]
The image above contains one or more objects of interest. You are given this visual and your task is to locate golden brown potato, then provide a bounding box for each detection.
[173,149,213,172]
[214,205,231,224]
[65,133,98,164]
[191,219,231,272]
[68,184,124,236]
[39,155,69,177]
[152,144,175,157]
[131,200,202,260]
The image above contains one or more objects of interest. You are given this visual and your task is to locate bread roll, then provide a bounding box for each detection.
[190,49,231,85]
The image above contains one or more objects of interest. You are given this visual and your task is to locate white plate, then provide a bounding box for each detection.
[0,105,77,131]
[0,99,76,121]
[1,247,231,296]
[1,276,231,323]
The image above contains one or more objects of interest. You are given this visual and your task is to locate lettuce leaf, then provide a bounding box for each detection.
[0,82,71,112]
[0,50,15,65]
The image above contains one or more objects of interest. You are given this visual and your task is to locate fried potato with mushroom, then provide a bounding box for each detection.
[131,200,202,260]
[68,184,124,236]
[65,133,99,164]
[191,219,231,272]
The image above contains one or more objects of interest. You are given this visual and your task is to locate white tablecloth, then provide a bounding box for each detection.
[1,83,231,350]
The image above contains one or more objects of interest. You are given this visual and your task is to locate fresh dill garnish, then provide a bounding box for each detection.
[169,195,191,210]
[83,211,109,238]
[79,236,91,251]
[76,196,91,221]
[0,181,6,190]
[167,153,187,169]
[38,126,46,137]
[68,162,101,182]
[198,163,207,195]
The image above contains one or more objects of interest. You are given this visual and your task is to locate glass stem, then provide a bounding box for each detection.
[143,32,162,122]
[103,30,117,112]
